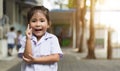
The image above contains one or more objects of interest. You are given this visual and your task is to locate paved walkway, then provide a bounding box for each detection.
[0,47,120,71]
[59,48,120,71]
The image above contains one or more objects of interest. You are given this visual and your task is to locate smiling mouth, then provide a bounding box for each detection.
[35,29,42,31]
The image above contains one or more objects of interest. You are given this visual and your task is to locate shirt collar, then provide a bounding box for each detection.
[31,32,53,44]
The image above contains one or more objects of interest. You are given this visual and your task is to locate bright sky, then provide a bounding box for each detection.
[95,11,120,43]
[85,0,120,43]
[95,0,120,43]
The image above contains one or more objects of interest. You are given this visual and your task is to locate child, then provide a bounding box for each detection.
[6,27,17,56]
[16,30,23,51]
[18,6,63,71]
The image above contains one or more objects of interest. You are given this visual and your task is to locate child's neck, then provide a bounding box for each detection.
[37,37,42,41]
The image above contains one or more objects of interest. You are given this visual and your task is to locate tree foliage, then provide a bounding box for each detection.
[68,0,77,8]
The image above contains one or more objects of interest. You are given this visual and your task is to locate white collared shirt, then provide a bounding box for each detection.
[6,31,17,44]
[18,32,63,71]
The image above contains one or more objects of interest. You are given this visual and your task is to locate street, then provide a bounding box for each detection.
[0,48,120,71]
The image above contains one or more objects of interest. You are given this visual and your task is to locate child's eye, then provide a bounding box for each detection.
[40,20,45,22]
[31,20,36,22]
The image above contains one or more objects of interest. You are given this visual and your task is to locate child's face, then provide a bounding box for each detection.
[29,11,49,38]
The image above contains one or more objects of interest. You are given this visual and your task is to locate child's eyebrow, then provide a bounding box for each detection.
[40,18,45,20]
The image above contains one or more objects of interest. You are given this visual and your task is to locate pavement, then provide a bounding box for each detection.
[0,47,120,71]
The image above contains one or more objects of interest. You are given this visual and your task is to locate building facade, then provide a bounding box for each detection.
[0,0,43,57]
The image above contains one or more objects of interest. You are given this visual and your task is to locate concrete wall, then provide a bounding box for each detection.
[112,48,120,58]
[0,0,3,19]
[95,29,108,58]
[0,40,7,58]
[0,0,4,57]
[6,0,16,24]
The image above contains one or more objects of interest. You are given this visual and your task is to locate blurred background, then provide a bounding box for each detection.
[1,0,120,71]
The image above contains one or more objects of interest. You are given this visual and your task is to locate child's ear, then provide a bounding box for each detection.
[47,25,50,28]
[47,21,51,28]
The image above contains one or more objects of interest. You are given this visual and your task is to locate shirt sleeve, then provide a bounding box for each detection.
[50,36,63,58]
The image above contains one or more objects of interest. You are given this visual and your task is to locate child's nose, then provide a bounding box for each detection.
[36,22,41,26]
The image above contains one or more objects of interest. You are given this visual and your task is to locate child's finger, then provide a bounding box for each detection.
[23,56,31,62]
[28,54,33,59]
[27,24,30,30]
[30,28,32,33]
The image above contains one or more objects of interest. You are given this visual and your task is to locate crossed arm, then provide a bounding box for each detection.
[23,38,60,64]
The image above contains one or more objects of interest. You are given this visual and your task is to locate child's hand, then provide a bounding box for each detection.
[23,54,35,64]
[25,24,32,39]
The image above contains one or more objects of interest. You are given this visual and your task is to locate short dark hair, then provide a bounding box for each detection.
[27,6,50,25]
[17,30,21,34]
[10,27,15,31]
